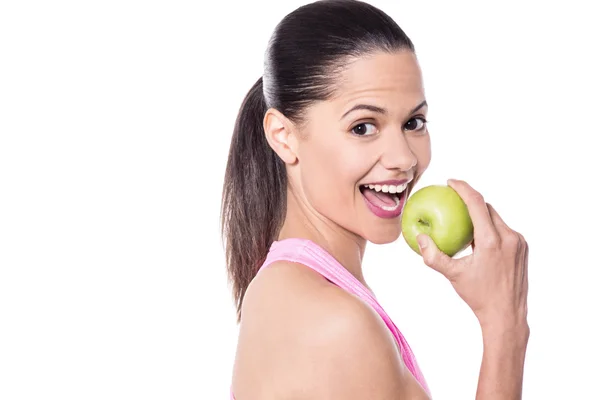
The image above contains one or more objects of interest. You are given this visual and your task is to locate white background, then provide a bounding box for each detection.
[1,0,598,399]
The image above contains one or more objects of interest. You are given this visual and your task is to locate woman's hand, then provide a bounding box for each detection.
[417,179,529,335]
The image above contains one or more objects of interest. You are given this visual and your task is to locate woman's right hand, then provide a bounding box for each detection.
[416,179,529,335]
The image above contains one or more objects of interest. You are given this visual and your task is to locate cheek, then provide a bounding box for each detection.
[409,135,431,188]
[301,140,370,213]
[413,134,432,171]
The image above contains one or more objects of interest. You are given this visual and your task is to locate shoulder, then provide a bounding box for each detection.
[238,260,409,398]
[243,259,382,330]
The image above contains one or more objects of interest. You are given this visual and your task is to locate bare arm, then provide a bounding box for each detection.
[477,324,529,400]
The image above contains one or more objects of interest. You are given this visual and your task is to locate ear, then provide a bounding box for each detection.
[263,108,298,164]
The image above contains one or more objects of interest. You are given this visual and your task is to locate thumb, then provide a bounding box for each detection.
[417,234,455,279]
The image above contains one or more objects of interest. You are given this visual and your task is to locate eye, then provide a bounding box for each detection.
[351,122,377,136]
[404,117,428,132]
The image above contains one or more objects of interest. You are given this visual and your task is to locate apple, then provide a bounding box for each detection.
[401,184,474,257]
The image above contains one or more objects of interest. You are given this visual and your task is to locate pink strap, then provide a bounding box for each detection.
[231,238,430,398]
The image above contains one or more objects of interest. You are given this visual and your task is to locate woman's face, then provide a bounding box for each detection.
[294,50,431,244]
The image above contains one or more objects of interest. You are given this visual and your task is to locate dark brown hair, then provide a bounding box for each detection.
[221,0,415,321]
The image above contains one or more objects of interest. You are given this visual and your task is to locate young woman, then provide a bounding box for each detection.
[221,1,529,398]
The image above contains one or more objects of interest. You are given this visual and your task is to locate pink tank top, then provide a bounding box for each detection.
[230,238,430,399]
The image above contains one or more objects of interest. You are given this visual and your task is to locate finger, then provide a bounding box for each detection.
[447,179,498,242]
[417,234,458,280]
[486,203,511,233]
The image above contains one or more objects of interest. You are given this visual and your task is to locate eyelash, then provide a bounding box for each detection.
[350,116,429,137]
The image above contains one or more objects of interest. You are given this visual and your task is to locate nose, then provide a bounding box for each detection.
[380,130,417,171]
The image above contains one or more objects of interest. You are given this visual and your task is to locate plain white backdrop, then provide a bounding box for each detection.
[1,0,598,399]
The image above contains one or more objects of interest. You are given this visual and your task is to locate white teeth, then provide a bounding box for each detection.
[363,183,408,193]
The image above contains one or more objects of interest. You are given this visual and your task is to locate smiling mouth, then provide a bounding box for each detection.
[359,182,410,218]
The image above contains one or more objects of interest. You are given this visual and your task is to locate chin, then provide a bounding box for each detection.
[364,224,402,245]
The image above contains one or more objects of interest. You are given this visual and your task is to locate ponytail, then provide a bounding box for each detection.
[221,77,287,322]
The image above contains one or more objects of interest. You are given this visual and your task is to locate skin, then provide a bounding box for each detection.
[267,50,431,287]
[232,50,529,399]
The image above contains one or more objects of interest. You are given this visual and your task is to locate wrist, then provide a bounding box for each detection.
[480,319,530,348]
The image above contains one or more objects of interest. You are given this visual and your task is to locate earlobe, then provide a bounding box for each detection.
[263,108,298,164]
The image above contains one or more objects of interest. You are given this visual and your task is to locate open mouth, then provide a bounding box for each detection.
[360,182,409,219]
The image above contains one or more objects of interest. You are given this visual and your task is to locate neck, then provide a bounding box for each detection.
[277,187,369,289]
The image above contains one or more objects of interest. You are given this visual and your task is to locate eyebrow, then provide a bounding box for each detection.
[340,100,428,120]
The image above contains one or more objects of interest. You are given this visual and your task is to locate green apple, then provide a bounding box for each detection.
[401,184,474,257]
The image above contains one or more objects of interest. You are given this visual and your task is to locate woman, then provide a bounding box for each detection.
[221,1,529,398]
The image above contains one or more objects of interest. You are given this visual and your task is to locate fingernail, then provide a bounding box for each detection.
[417,235,428,249]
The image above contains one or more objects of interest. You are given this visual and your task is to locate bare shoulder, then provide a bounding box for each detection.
[233,260,419,399]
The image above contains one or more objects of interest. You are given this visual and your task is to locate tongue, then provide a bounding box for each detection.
[362,188,397,207]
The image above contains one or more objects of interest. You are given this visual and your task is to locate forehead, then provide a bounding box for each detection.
[332,50,425,107]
